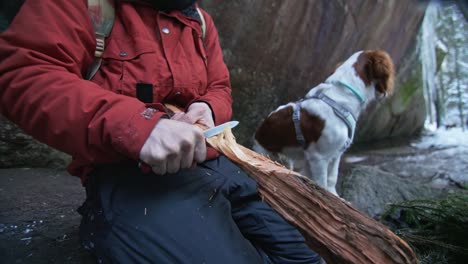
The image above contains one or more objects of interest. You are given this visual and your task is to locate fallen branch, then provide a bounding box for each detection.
[207,127,418,264]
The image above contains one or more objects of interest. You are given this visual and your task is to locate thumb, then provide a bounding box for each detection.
[183,111,200,124]
[171,112,186,121]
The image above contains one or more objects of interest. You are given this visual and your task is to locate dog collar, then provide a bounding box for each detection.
[327,80,365,104]
[291,102,307,149]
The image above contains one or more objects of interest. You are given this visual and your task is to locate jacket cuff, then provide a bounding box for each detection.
[113,103,168,160]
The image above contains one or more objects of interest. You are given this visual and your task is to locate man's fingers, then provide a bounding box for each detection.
[194,144,206,164]
[186,102,214,128]
[180,144,194,169]
[166,154,181,174]
[193,129,207,163]
[151,161,167,175]
[182,112,198,124]
[139,119,208,175]
[171,112,185,121]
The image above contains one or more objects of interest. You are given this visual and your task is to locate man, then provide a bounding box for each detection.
[0,0,321,263]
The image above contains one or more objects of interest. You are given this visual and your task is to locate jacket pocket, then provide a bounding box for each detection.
[93,37,160,98]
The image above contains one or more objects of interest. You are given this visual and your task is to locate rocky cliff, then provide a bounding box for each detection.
[0,116,71,168]
[199,0,429,145]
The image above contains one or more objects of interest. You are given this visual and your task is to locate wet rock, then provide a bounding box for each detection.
[0,116,71,169]
[339,134,468,217]
[379,147,468,184]
[339,165,445,217]
[0,168,91,263]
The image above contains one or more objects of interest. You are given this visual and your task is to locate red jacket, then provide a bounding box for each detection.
[0,1,232,181]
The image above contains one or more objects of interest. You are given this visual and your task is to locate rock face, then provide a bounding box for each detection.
[199,0,429,145]
[0,117,71,169]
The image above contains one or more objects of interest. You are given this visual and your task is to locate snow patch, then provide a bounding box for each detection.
[411,128,468,148]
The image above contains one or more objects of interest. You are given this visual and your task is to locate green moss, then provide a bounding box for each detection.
[388,62,425,118]
[399,65,423,107]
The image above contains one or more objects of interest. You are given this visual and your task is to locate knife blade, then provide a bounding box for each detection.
[203,121,239,138]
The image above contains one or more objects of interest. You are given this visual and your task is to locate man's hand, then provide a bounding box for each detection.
[171,102,215,128]
[139,119,206,175]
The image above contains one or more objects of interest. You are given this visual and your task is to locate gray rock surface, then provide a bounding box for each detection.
[0,168,91,263]
[340,165,444,217]
[0,116,71,169]
[200,0,429,145]
[338,140,467,217]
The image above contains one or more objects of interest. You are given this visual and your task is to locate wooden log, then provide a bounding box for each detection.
[206,127,418,264]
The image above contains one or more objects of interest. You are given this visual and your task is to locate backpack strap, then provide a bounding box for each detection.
[196,7,206,41]
[86,2,205,80]
[86,0,115,80]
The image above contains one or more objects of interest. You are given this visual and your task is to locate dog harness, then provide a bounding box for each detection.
[291,102,306,147]
[292,81,362,150]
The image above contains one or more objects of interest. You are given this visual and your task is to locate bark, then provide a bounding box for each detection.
[206,127,418,264]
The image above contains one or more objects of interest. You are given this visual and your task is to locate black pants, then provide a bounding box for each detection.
[78,156,321,264]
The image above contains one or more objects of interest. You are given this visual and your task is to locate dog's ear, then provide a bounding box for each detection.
[354,50,395,96]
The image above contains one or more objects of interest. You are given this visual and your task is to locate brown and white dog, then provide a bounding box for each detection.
[254,50,395,196]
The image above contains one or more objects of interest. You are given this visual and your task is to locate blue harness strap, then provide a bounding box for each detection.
[309,91,356,148]
[292,102,307,148]
[292,80,363,150]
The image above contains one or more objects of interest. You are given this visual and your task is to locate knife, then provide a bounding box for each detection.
[140,121,239,173]
[203,121,239,138]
